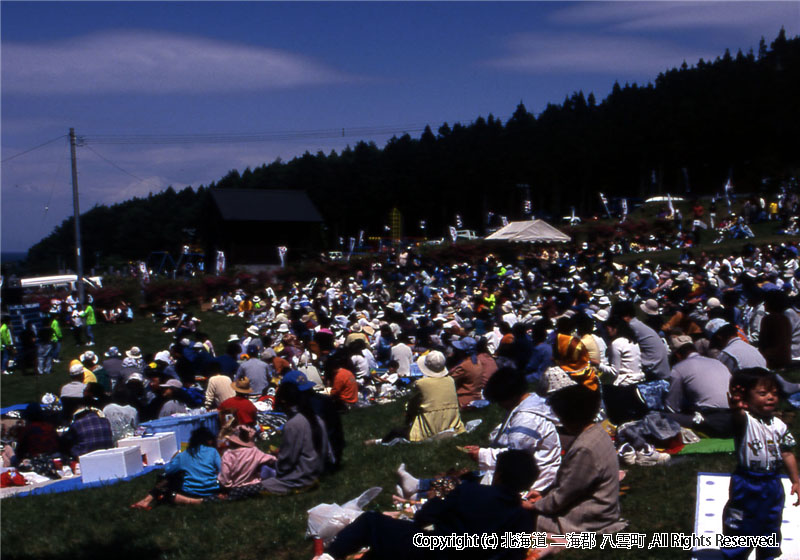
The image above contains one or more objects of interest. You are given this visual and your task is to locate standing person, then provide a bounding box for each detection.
[724,368,799,560]
[82,300,97,346]
[37,319,54,375]
[49,311,63,363]
[71,304,84,347]
[1,316,14,375]
[19,322,38,376]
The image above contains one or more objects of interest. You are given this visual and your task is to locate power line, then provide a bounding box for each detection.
[1,134,68,164]
[82,144,192,190]
[81,116,514,146]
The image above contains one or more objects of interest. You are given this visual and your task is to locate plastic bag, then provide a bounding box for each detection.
[307,486,382,544]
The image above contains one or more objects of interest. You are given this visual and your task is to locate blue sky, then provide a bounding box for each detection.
[2,1,798,253]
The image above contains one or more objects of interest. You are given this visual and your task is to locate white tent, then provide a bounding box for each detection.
[485,219,570,243]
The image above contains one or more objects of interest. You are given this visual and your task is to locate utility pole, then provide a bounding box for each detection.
[69,128,85,305]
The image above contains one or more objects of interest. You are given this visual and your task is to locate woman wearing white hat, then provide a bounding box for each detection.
[405,351,465,442]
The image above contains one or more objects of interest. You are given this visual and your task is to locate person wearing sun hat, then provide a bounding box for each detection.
[218,377,258,429]
[217,425,276,501]
[405,351,465,442]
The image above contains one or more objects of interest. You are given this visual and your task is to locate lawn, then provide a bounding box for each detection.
[2,302,799,560]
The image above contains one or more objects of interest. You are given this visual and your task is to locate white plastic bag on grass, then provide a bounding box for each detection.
[307,487,382,544]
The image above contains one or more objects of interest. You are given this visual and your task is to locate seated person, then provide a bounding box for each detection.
[217,425,276,501]
[664,335,733,438]
[448,337,486,409]
[12,403,61,466]
[531,385,627,554]
[260,382,330,495]
[157,379,189,418]
[461,367,561,492]
[322,449,538,560]
[377,351,465,443]
[62,395,114,459]
[131,426,220,509]
[218,377,258,435]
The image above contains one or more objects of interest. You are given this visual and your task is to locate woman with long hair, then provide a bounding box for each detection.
[130,426,221,509]
[260,381,330,495]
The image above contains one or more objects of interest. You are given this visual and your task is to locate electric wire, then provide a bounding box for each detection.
[1,134,68,164]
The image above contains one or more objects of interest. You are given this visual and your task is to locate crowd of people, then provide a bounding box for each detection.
[2,236,800,558]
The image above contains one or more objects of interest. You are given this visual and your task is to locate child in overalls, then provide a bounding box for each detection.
[724,368,799,560]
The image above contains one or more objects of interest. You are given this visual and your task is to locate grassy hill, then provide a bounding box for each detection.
[2,296,798,560]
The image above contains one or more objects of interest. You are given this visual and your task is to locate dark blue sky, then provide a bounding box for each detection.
[2,1,797,252]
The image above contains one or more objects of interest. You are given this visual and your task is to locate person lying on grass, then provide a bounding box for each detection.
[130,426,220,509]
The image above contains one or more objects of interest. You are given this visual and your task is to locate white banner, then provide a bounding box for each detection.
[620,199,628,223]
[278,246,287,268]
[448,226,457,242]
[215,251,225,275]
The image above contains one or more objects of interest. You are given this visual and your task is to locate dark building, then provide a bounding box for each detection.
[208,189,323,266]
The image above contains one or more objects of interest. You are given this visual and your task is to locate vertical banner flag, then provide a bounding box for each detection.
[216,251,225,275]
[724,179,733,208]
[278,246,287,268]
[570,207,578,226]
[448,226,458,242]
[620,199,628,223]
[599,193,611,218]
[500,216,509,227]
[523,200,532,214]
[358,230,364,248]
[667,193,675,217]
[138,261,150,283]
[348,237,356,261]
[455,215,463,228]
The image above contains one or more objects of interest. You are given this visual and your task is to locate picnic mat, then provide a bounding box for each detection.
[1,465,161,499]
[678,439,735,455]
[693,472,800,560]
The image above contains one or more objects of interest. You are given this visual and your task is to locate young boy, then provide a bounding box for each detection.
[724,367,799,560]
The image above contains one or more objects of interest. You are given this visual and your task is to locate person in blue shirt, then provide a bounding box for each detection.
[131,426,221,509]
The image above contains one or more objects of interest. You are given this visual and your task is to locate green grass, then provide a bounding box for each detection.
[2,314,800,560]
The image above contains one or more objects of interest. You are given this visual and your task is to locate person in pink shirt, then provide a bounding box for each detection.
[218,426,276,500]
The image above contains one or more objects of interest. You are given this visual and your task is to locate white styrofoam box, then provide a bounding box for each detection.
[693,473,800,560]
[149,432,178,462]
[118,432,177,465]
[117,437,161,465]
[79,446,143,483]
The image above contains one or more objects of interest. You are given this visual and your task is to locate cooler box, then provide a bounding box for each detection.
[117,432,178,465]
[141,412,219,447]
[79,446,143,483]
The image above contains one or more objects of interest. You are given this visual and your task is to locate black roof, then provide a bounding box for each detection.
[210,189,322,223]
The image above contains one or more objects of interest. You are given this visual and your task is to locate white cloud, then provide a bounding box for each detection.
[2,30,353,95]
[485,32,716,75]
[550,2,798,34]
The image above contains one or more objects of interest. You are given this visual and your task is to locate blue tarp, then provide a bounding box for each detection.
[1,404,28,416]
[9,465,162,498]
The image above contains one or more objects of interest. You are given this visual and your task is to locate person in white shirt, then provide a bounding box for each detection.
[390,335,413,376]
[604,316,645,385]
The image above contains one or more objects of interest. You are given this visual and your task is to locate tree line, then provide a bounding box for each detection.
[25,30,800,272]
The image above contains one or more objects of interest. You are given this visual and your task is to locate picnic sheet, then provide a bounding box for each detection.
[693,472,800,560]
[678,439,735,455]
[1,465,161,499]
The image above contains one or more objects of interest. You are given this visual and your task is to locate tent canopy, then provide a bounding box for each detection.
[485,219,570,243]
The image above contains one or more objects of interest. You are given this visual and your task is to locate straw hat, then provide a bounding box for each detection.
[417,351,448,378]
[125,346,142,359]
[231,377,254,394]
